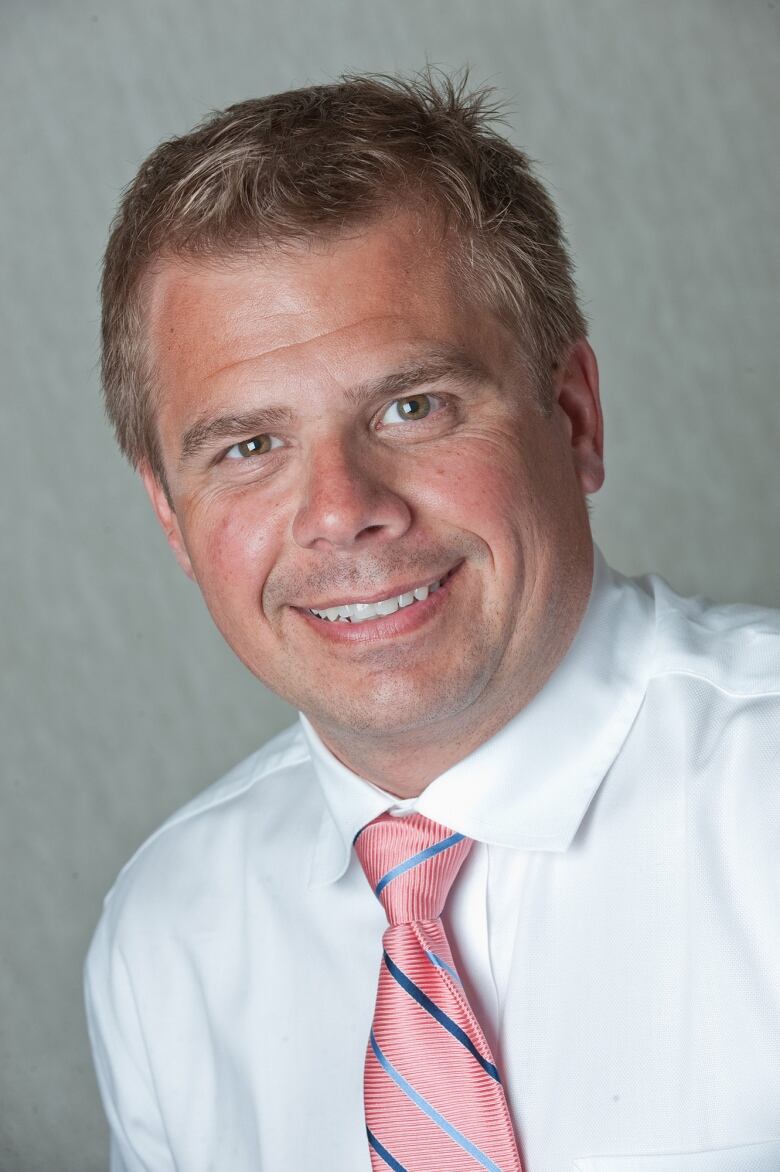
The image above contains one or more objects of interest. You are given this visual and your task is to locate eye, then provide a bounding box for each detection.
[378,392,441,426]
[224,434,282,460]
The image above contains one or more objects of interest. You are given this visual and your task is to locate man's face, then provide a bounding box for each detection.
[143,211,603,772]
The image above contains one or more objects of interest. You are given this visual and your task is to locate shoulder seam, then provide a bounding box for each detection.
[649,665,780,700]
[104,730,309,903]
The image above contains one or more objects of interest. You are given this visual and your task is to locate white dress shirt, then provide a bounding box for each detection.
[84,544,780,1171]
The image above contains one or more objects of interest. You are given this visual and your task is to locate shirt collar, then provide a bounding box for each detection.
[303,541,657,886]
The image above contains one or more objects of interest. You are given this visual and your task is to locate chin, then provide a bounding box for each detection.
[305,668,493,740]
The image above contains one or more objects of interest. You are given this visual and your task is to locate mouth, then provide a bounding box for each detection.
[294,563,462,639]
[306,569,455,624]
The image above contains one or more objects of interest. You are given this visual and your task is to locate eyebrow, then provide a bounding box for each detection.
[178,346,490,468]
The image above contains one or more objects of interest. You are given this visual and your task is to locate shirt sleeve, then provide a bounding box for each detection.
[84,908,177,1172]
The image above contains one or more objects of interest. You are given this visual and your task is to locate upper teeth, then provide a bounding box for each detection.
[309,579,441,623]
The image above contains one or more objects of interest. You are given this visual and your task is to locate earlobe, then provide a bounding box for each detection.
[139,463,196,580]
[554,338,605,496]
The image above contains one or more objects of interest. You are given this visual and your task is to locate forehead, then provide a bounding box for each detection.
[144,210,518,434]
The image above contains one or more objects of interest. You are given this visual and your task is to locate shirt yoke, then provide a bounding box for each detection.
[649,575,780,699]
[100,721,310,916]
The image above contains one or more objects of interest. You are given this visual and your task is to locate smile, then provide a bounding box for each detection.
[308,578,443,623]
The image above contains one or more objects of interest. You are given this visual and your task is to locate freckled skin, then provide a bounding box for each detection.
[141,210,605,795]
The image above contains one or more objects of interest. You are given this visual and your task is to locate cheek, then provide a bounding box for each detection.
[421,445,531,532]
[184,496,285,603]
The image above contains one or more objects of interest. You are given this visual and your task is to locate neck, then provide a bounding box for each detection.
[312,697,531,798]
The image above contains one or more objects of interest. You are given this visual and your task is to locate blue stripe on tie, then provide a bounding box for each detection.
[383,951,499,1082]
[366,1127,408,1172]
[424,947,463,986]
[375,833,465,897]
[369,1032,505,1172]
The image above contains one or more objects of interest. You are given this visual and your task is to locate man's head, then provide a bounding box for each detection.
[102,70,587,500]
[101,71,604,790]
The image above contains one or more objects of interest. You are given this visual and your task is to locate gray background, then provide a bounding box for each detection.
[1,0,778,1168]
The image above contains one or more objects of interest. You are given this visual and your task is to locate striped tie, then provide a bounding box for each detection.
[354,811,524,1172]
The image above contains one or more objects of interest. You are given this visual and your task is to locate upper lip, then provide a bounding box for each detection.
[297,564,459,611]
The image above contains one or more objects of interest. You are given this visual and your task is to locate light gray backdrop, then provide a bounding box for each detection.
[1,1,778,1169]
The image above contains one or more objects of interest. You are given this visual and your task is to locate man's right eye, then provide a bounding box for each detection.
[224,435,281,460]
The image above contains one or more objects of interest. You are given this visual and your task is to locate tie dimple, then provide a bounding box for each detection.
[354,811,524,1172]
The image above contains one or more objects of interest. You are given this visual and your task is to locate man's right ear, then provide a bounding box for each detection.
[139,463,195,581]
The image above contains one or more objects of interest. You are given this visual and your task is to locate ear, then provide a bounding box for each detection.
[553,338,605,496]
[139,463,195,580]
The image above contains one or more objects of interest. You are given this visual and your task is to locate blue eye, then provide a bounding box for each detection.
[225,434,282,460]
[379,393,439,425]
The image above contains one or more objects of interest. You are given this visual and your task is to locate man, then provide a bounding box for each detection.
[85,72,780,1171]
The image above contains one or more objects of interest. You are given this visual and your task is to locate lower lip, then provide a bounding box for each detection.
[294,565,461,644]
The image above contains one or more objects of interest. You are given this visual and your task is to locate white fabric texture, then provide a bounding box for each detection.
[84,544,780,1171]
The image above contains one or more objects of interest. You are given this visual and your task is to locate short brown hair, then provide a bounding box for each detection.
[100,69,587,494]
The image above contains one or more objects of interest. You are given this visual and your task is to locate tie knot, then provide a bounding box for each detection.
[354,811,472,926]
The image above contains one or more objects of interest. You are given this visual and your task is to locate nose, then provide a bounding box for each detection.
[291,435,412,550]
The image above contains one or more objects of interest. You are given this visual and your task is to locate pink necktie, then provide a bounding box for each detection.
[354,811,524,1171]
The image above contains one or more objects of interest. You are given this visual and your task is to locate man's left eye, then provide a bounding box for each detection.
[379,393,441,425]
